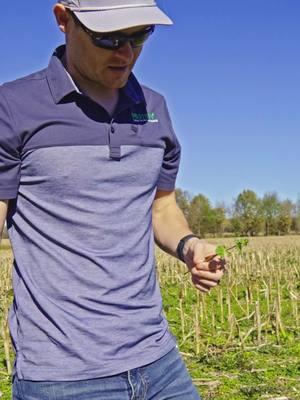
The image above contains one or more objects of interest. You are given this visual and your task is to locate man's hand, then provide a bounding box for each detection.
[183,238,226,293]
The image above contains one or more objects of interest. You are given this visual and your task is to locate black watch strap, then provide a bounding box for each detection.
[176,234,200,262]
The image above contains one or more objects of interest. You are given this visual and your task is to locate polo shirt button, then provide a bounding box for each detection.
[111,126,115,134]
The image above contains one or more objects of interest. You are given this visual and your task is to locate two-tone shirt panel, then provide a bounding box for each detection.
[0,46,180,380]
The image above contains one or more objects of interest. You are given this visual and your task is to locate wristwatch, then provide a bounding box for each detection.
[176,234,200,262]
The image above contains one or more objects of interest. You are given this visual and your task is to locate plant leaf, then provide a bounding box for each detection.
[235,238,249,254]
[216,245,226,259]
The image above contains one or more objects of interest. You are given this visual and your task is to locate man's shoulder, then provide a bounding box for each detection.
[1,68,48,96]
[139,84,168,109]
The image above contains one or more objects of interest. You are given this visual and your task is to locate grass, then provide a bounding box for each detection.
[161,279,300,399]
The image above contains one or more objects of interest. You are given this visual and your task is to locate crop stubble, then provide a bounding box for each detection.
[0,236,299,399]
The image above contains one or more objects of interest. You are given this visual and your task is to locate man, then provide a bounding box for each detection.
[0,1,225,399]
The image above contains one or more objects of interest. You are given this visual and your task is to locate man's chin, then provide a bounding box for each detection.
[109,69,132,88]
[107,77,130,90]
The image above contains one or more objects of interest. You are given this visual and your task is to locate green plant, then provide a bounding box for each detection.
[202,238,249,263]
[214,238,249,260]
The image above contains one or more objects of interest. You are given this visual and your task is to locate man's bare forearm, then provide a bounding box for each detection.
[0,200,8,247]
[152,195,195,259]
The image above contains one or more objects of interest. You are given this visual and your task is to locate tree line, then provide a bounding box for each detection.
[1,189,299,240]
[176,189,300,237]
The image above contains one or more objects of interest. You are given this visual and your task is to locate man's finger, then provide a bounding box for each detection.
[191,269,224,281]
[204,254,217,262]
[194,283,211,293]
[193,278,219,288]
[194,259,226,272]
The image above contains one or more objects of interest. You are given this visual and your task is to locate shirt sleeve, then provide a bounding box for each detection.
[156,98,181,191]
[0,90,21,199]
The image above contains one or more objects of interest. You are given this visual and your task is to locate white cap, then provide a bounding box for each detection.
[59,0,173,32]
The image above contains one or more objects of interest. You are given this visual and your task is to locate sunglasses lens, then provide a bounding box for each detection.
[130,32,152,48]
[94,37,126,50]
[93,27,154,50]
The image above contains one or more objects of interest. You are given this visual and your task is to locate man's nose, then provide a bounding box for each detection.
[114,41,135,62]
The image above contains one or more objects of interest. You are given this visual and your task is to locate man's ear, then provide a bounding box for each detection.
[53,4,70,33]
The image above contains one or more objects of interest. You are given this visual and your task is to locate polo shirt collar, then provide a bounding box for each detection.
[46,45,146,106]
[121,73,146,106]
[46,46,76,104]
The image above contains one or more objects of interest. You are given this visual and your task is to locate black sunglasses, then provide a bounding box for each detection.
[69,11,155,50]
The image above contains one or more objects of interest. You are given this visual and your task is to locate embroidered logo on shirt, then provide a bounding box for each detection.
[131,112,159,123]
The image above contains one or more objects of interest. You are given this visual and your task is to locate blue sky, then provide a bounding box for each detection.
[1,1,299,207]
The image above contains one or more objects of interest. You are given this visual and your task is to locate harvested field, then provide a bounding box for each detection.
[0,236,299,399]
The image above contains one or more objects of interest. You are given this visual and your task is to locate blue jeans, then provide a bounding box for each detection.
[12,346,201,399]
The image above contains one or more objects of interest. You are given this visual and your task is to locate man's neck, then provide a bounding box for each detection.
[76,78,120,117]
[62,55,119,117]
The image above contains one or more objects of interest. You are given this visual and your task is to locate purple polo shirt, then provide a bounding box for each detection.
[0,45,181,381]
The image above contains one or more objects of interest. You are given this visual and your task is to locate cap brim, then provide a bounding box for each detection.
[74,6,173,33]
